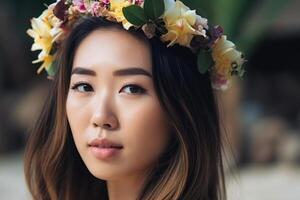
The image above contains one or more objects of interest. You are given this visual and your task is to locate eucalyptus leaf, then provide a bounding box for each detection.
[144,0,165,20]
[123,5,148,26]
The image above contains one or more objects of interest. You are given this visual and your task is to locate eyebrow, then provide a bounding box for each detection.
[71,67,152,78]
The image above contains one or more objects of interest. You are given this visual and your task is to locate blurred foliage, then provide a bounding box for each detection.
[0,0,56,85]
[183,0,295,54]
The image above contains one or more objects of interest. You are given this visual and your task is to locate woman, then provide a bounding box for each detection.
[25,1,245,199]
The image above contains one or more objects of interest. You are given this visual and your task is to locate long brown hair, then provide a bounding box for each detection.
[24,16,226,200]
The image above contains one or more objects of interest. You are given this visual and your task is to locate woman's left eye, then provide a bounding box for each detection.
[120,84,146,95]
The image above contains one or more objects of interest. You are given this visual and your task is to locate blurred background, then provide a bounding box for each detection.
[0,0,299,199]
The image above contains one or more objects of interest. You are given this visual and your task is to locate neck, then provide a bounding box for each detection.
[107,171,149,200]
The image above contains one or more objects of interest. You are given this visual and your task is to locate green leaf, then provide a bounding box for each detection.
[237,0,294,54]
[122,5,148,26]
[197,51,212,74]
[144,0,165,20]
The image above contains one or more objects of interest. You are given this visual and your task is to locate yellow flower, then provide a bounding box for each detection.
[160,0,206,47]
[33,52,54,74]
[211,35,245,78]
[27,11,53,55]
[27,4,62,73]
[108,0,133,30]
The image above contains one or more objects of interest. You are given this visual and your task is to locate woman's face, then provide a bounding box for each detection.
[66,28,171,181]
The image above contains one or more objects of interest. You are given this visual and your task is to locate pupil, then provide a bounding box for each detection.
[130,86,138,93]
[84,85,91,91]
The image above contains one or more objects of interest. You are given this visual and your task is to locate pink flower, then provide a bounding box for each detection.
[99,0,110,9]
[73,0,87,13]
[90,1,102,16]
[211,72,230,90]
[102,0,110,4]
[134,0,144,5]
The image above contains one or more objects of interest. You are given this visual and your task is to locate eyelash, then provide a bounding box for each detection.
[70,82,93,93]
[70,82,146,95]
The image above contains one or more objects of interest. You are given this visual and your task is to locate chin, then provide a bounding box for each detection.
[90,170,124,181]
[85,161,124,181]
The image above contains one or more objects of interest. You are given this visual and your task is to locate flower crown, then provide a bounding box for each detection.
[27,0,245,90]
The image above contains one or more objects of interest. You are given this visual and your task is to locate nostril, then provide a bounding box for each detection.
[92,122,112,129]
[93,122,98,127]
[102,123,111,129]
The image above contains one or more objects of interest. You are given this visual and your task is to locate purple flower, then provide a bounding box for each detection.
[207,25,224,47]
[212,26,223,38]
[53,0,69,21]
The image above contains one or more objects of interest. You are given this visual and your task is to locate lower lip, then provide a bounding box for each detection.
[89,146,122,159]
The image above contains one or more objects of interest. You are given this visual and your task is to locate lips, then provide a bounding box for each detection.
[88,138,123,159]
[88,138,123,149]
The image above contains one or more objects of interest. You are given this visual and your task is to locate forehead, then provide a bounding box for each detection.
[72,28,152,75]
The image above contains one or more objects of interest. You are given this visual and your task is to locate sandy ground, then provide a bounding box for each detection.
[0,152,28,199]
[1,152,300,200]
[227,165,300,200]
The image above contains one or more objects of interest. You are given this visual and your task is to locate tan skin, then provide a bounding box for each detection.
[66,28,171,200]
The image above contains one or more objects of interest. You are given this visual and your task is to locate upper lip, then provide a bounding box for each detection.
[88,138,123,149]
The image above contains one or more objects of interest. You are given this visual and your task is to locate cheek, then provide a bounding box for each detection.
[66,95,90,144]
[122,98,170,169]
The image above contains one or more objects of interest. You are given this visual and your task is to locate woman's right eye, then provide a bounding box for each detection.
[71,82,94,93]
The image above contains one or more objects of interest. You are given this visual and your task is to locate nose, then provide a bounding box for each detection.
[90,97,119,130]
[91,112,118,130]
